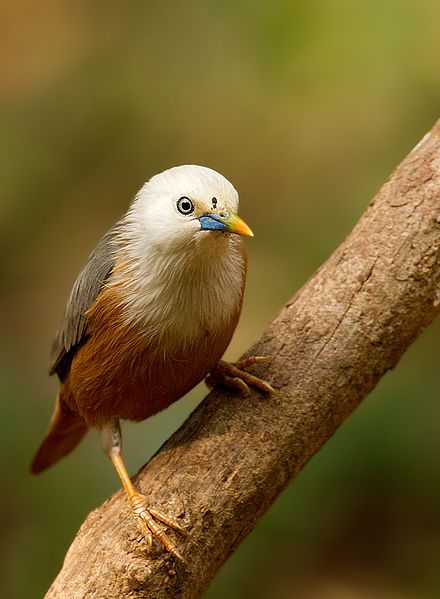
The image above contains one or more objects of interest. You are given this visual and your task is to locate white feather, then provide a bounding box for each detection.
[109,165,246,350]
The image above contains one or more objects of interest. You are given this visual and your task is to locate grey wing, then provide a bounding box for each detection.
[49,223,122,381]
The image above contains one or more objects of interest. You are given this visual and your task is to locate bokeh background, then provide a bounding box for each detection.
[1,1,439,598]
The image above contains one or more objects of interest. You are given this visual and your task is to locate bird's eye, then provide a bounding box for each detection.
[177,197,194,215]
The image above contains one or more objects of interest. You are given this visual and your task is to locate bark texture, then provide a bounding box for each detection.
[46,122,440,599]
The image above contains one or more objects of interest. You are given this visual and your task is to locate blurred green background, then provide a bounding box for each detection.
[1,1,439,597]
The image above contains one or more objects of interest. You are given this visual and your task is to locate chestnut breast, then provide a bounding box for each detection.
[62,285,241,429]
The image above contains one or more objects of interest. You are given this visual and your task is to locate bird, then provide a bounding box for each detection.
[31,164,274,561]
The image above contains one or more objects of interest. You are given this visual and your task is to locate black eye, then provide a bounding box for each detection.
[177,196,194,215]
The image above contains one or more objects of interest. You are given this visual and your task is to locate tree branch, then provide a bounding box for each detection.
[46,121,440,599]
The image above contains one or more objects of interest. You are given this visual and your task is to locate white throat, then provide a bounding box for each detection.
[110,228,246,350]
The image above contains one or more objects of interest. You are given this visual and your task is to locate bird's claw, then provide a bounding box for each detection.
[129,493,187,562]
[205,357,276,396]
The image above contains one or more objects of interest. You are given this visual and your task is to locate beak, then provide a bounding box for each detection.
[198,209,254,237]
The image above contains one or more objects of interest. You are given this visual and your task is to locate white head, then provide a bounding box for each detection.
[126,165,252,253]
[112,165,251,344]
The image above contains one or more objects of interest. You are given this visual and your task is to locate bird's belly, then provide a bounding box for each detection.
[109,341,221,422]
[63,324,234,428]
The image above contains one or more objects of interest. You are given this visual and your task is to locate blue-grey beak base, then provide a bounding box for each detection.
[198,214,227,232]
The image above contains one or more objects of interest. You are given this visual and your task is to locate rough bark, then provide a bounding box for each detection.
[46,121,440,599]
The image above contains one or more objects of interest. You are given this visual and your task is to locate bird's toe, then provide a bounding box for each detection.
[129,494,187,561]
[205,358,277,396]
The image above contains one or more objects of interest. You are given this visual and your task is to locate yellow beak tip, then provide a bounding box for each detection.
[228,214,254,238]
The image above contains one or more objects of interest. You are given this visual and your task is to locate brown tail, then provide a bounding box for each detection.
[31,393,89,474]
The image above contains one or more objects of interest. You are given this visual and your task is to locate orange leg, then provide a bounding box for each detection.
[101,422,187,562]
[205,356,276,396]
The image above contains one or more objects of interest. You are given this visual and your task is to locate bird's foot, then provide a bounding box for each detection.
[129,493,188,562]
[205,357,276,396]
